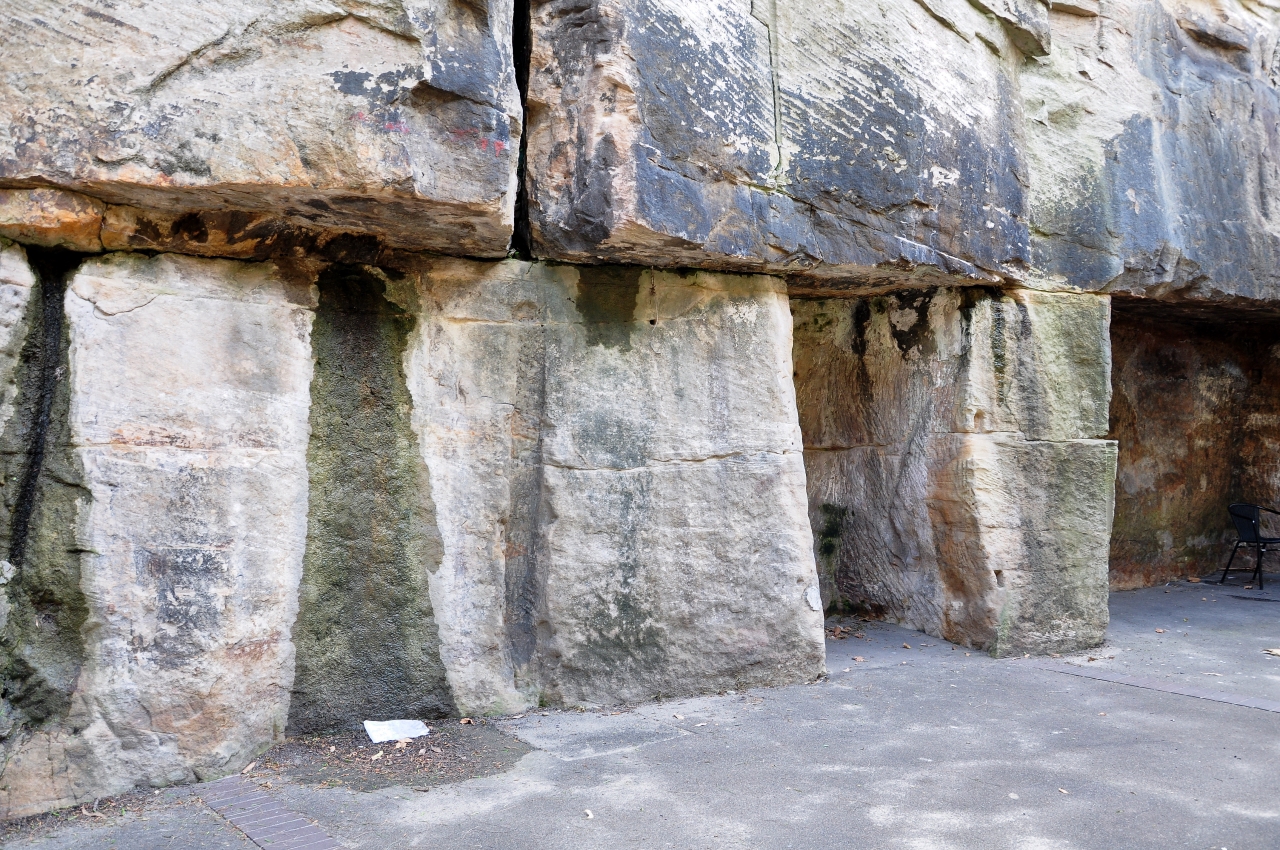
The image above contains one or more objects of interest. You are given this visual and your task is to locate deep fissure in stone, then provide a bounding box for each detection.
[288,264,454,734]
[510,0,534,260]
[0,247,90,733]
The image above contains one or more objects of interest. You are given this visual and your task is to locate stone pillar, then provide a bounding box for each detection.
[794,286,1116,655]
[0,252,314,818]
[401,259,826,712]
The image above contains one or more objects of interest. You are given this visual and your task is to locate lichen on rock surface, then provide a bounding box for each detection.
[288,263,453,734]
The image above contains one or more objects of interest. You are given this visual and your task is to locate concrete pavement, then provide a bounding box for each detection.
[9,582,1279,850]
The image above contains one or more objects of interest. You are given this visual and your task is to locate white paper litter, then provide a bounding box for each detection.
[363,719,431,743]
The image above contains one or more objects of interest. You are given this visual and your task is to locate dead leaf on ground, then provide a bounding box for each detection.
[1058,788,1069,794]
[1188,577,1201,583]
[902,643,911,649]
[241,761,257,774]
[459,718,474,725]
[1263,648,1280,658]
[853,656,865,662]
[1155,628,1165,633]
[370,751,384,761]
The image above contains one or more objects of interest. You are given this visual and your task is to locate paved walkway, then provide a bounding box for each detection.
[12,582,1280,850]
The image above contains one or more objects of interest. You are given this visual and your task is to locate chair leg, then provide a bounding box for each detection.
[1258,546,1265,591]
[1220,542,1241,584]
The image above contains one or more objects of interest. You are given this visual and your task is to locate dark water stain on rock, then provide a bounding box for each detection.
[573,266,642,351]
[288,264,453,734]
[0,248,91,737]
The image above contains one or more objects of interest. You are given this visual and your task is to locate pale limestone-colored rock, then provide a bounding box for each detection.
[0,239,35,435]
[0,189,103,252]
[401,258,824,712]
[1,1,519,256]
[526,0,1036,286]
[1025,0,1280,302]
[0,240,33,639]
[0,254,315,818]
[795,287,1116,654]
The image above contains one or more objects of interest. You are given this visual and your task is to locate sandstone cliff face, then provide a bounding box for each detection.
[526,0,1038,284]
[1,1,522,257]
[0,251,315,817]
[1026,0,1280,302]
[401,259,824,712]
[795,288,1116,654]
[0,0,1276,822]
[0,247,824,815]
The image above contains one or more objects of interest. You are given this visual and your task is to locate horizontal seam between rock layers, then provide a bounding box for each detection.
[542,448,802,472]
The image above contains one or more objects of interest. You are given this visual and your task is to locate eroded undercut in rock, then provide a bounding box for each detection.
[794,287,1117,655]
[289,265,453,734]
[1109,301,1280,589]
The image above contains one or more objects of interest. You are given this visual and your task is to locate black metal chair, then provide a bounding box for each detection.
[1218,503,1280,590]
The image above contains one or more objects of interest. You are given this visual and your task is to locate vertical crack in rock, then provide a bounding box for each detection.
[0,247,90,737]
[511,0,534,259]
[288,264,453,734]
[750,0,786,183]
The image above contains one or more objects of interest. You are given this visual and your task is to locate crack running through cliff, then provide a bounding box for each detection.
[511,0,534,260]
[9,248,81,571]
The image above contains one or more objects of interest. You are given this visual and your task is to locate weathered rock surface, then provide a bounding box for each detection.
[401,259,825,712]
[1025,0,1280,302]
[0,190,103,253]
[1108,303,1280,589]
[288,265,453,735]
[0,253,315,818]
[0,1,521,256]
[795,287,1117,654]
[526,0,1038,285]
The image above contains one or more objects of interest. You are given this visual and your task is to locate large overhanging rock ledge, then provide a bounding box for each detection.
[0,1,522,257]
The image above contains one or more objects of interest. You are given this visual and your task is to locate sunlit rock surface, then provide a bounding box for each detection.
[1025,0,1280,302]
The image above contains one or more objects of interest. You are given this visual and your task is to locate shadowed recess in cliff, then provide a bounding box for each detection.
[288,264,453,734]
[1108,300,1280,589]
[0,247,90,736]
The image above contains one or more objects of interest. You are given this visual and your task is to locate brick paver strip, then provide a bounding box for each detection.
[198,776,342,849]
[1029,661,1280,713]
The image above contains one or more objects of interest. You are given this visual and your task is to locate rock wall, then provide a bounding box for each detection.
[1109,302,1280,588]
[795,288,1117,654]
[0,2,521,257]
[1025,0,1280,303]
[0,245,823,815]
[0,0,1277,821]
[401,258,823,712]
[1,250,315,817]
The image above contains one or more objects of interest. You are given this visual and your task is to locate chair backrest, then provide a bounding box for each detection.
[1229,504,1262,543]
